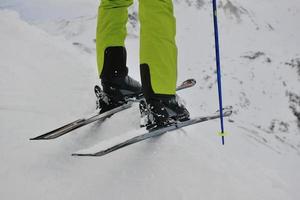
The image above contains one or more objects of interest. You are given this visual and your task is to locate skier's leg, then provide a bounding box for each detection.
[96,0,141,113]
[139,0,177,98]
[139,0,189,129]
[96,0,133,76]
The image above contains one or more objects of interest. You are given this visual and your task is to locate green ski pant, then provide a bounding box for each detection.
[96,0,177,95]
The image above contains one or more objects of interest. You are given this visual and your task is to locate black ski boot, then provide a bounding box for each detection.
[140,96,190,130]
[139,64,190,130]
[96,46,142,113]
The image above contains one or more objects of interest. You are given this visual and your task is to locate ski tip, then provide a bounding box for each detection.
[29,136,43,140]
[29,135,55,140]
[215,106,233,117]
[224,109,233,116]
[72,150,110,157]
[183,78,196,86]
[72,153,96,157]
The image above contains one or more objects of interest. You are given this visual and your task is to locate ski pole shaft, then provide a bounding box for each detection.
[212,0,225,145]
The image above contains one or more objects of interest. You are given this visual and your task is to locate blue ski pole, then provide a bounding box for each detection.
[212,0,226,145]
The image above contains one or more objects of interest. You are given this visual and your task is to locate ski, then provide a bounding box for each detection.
[72,108,233,157]
[30,103,132,140]
[30,79,196,140]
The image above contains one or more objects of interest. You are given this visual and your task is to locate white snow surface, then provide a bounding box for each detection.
[0,0,300,199]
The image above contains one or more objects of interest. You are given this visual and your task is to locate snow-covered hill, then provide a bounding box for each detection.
[34,0,300,154]
[0,0,300,199]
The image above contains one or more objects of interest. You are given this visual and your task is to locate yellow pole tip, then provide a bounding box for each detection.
[217,131,229,137]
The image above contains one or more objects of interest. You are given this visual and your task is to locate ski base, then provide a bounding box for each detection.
[72,109,233,157]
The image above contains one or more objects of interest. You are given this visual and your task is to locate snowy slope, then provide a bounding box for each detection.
[0,0,98,21]
[34,0,300,154]
[0,0,300,199]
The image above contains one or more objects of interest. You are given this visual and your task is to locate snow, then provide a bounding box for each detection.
[0,0,300,199]
[0,0,98,22]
